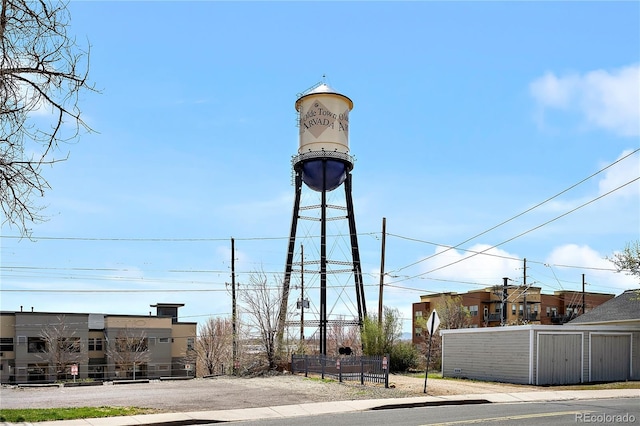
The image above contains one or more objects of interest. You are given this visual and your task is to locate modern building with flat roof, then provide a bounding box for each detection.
[0,303,196,384]
[412,286,615,346]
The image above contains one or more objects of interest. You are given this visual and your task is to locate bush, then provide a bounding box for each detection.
[389,341,420,373]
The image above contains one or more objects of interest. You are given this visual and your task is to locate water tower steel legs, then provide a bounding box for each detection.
[320,160,327,355]
[276,172,302,355]
[344,173,367,324]
[277,161,366,356]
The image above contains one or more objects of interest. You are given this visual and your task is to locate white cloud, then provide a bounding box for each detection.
[530,64,640,137]
[417,244,522,286]
[598,149,640,199]
[546,244,637,292]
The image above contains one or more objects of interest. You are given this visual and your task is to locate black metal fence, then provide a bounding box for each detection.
[291,354,389,388]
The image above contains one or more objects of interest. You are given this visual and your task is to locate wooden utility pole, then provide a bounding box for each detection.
[300,245,304,342]
[502,277,508,326]
[231,238,238,375]
[582,274,586,315]
[378,217,386,326]
[522,258,527,322]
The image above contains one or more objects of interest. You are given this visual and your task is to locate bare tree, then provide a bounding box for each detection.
[105,328,150,379]
[240,269,283,371]
[327,316,360,356]
[195,317,232,376]
[37,315,82,380]
[434,295,472,330]
[1,0,96,235]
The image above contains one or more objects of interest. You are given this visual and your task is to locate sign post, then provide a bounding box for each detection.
[423,310,440,393]
[70,364,78,383]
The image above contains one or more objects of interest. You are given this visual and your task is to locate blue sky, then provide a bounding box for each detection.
[2,1,639,335]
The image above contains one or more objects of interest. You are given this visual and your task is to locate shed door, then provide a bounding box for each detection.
[538,334,582,385]
[591,334,631,382]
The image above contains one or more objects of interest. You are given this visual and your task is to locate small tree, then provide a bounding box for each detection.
[418,295,472,372]
[37,315,82,380]
[195,317,232,376]
[240,269,283,372]
[608,241,640,283]
[436,295,472,330]
[361,307,418,372]
[106,328,150,379]
[362,307,403,356]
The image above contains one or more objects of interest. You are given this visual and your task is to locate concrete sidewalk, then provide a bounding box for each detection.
[20,388,638,426]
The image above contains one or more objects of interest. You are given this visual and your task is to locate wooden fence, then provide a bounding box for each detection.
[291,354,389,388]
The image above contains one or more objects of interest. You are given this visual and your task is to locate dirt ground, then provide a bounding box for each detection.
[0,374,548,413]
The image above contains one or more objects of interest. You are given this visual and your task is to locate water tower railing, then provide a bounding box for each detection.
[292,151,355,168]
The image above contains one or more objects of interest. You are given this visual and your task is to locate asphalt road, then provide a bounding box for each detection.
[231,399,640,426]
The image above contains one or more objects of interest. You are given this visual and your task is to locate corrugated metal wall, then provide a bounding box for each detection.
[441,325,639,385]
[590,333,631,382]
[442,329,531,384]
[536,333,582,385]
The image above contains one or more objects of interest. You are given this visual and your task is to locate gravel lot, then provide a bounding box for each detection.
[0,374,542,413]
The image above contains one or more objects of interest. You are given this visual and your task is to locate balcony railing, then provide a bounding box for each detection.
[550,314,577,324]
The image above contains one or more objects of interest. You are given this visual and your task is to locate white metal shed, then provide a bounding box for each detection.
[440,324,640,385]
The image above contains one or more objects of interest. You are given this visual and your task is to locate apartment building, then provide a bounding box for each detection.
[0,303,197,384]
[412,287,614,346]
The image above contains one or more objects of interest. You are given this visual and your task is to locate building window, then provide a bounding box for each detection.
[88,365,104,379]
[159,337,169,343]
[546,307,551,317]
[186,337,195,351]
[415,311,422,318]
[415,327,422,337]
[511,304,516,315]
[0,337,14,352]
[28,337,47,353]
[88,338,103,351]
[115,337,148,352]
[469,305,478,316]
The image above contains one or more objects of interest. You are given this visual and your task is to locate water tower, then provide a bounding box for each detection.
[276,82,367,355]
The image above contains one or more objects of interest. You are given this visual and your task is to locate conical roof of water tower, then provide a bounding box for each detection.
[308,83,336,94]
[297,83,353,109]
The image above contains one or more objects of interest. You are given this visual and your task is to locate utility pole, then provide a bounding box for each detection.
[502,277,508,326]
[300,245,304,342]
[231,238,238,375]
[582,274,586,315]
[378,217,386,327]
[522,258,527,322]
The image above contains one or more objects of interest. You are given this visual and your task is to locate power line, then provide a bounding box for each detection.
[0,232,378,242]
[385,176,639,285]
[391,148,639,273]
[384,233,619,272]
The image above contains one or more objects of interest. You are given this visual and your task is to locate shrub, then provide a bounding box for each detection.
[389,341,420,373]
